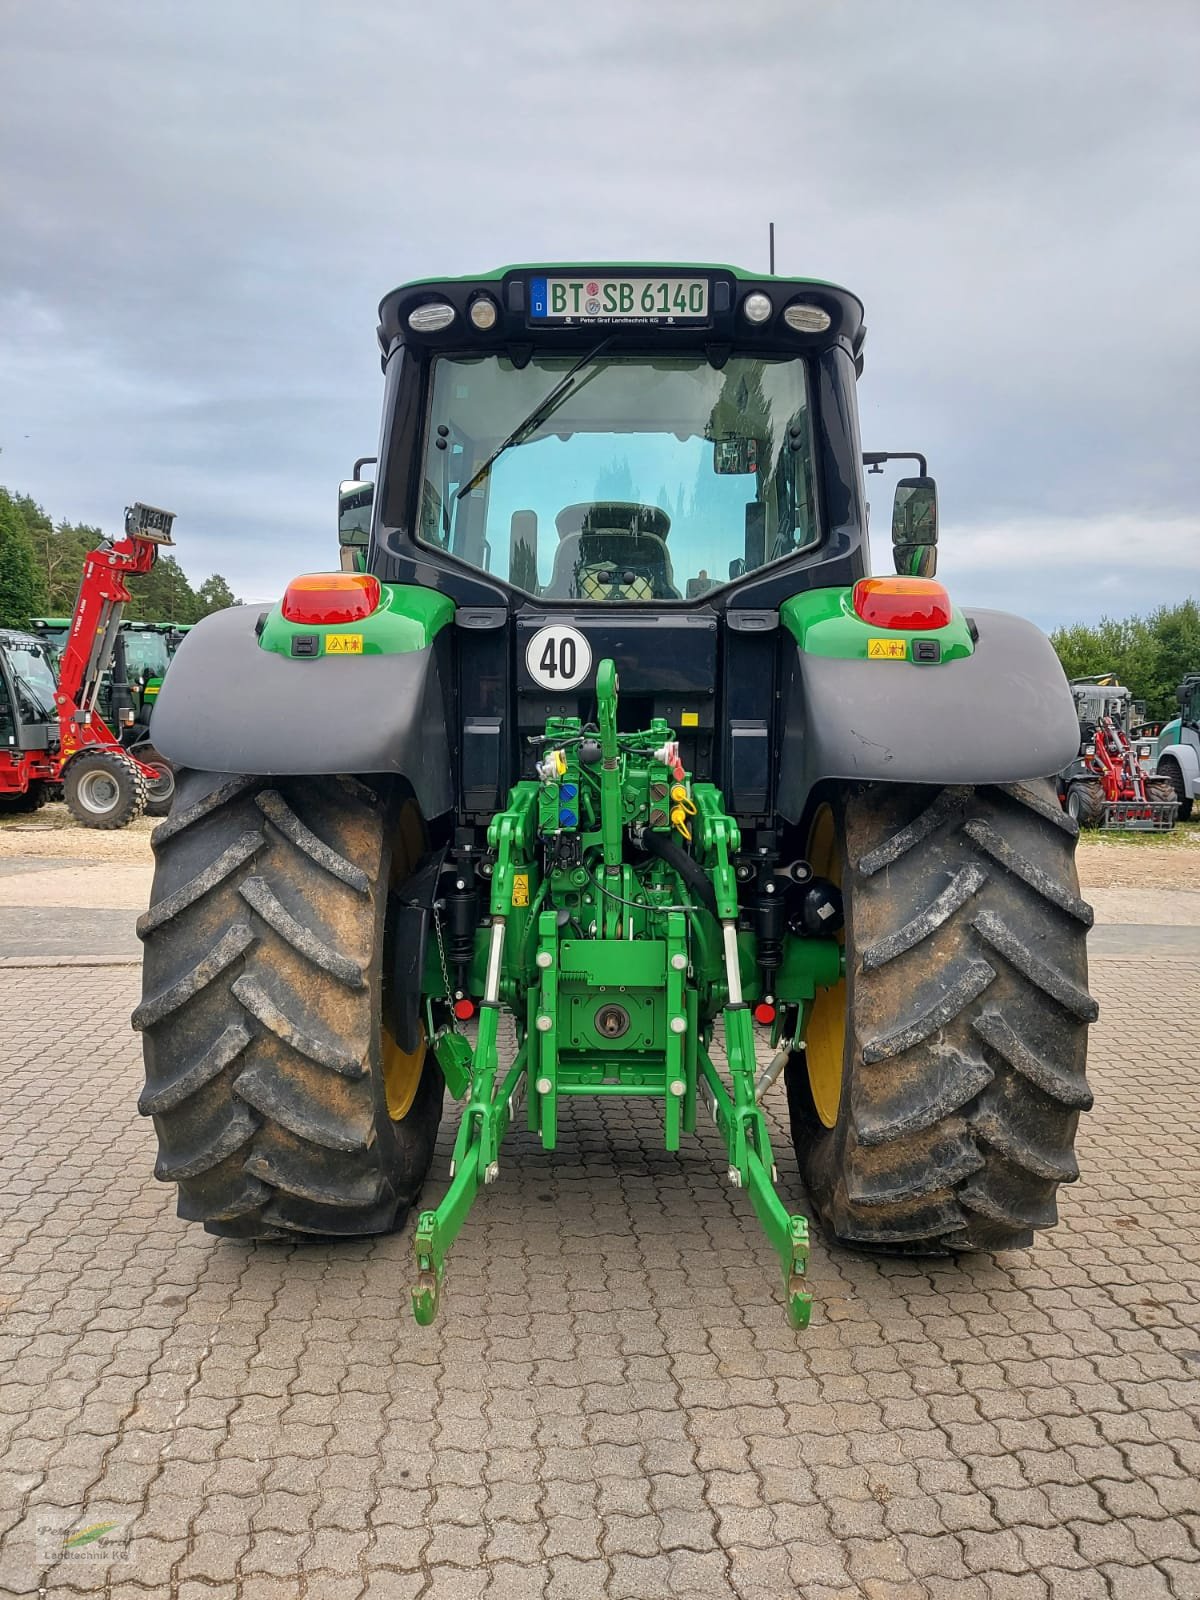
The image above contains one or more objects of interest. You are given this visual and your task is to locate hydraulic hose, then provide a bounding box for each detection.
[639,829,719,918]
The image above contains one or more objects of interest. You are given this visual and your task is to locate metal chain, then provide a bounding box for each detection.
[431,900,459,1029]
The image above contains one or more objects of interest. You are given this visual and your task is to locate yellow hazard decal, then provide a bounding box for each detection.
[325,633,363,654]
[867,638,907,660]
[680,711,699,727]
[511,872,530,907]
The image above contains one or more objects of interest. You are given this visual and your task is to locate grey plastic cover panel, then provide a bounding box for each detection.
[777,607,1081,822]
[150,606,454,818]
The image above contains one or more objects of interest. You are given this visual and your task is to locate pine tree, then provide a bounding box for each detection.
[195,574,239,616]
[2,480,244,624]
[0,488,49,629]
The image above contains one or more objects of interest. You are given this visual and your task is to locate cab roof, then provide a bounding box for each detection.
[377,263,866,365]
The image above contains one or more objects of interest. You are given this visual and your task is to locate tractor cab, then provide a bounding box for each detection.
[350,266,878,608]
[330,266,947,823]
[0,630,59,755]
[0,630,61,812]
[28,617,72,668]
[110,623,173,737]
[1070,678,1131,739]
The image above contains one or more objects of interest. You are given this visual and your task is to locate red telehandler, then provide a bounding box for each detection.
[1059,680,1178,831]
[0,503,177,828]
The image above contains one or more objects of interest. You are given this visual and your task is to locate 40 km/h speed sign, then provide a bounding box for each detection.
[525,625,592,691]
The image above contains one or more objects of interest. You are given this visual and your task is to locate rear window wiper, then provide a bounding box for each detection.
[456,336,613,500]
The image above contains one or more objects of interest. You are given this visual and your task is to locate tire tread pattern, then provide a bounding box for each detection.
[134,770,442,1238]
[790,779,1095,1255]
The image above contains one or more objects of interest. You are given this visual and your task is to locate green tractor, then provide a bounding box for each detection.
[135,265,1096,1327]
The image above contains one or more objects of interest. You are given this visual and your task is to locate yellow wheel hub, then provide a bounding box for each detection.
[381,1023,425,1121]
[804,804,846,1129]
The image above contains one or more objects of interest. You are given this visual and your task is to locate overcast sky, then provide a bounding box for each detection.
[2,0,1197,630]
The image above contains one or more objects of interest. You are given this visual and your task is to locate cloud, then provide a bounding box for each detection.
[0,0,1197,619]
[869,509,1199,632]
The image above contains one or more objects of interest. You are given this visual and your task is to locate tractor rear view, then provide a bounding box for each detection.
[1059,675,1177,830]
[136,265,1096,1327]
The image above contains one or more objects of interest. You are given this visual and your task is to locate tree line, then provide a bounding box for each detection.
[4,478,1194,718]
[0,484,240,630]
[1050,600,1200,721]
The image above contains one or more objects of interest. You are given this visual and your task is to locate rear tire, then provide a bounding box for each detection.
[1155,761,1192,820]
[785,780,1097,1254]
[63,749,147,829]
[134,770,443,1238]
[0,780,48,815]
[1065,781,1105,828]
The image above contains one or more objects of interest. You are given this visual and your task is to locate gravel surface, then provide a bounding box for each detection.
[1076,831,1200,890]
[3,803,1197,891]
[0,806,155,863]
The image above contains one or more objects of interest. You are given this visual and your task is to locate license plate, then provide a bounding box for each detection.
[325,633,363,654]
[530,276,708,324]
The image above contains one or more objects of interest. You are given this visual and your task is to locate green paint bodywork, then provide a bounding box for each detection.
[780,586,975,663]
[1157,717,1182,756]
[257,582,454,658]
[394,261,846,294]
[412,659,841,1331]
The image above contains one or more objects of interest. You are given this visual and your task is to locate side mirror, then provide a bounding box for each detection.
[891,477,938,577]
[338,479,374,548]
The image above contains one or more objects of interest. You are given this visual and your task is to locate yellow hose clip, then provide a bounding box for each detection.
[554,749,567,777]
[669,784,697,841]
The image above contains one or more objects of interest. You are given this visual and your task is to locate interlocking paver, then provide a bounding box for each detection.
[1,953,1199,1596]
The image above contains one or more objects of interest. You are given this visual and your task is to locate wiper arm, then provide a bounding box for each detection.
[456,336,612,500]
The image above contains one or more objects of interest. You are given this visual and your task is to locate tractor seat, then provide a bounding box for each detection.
[554,501,672,542]
[545,529,679,601]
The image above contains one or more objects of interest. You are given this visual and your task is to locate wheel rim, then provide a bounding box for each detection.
[146,764,175,802]
[1067,788,1082,820]
[76,769,121,815]
[804,804,846,1129]
[381,1023,426,1120]
[380,798,431,1122]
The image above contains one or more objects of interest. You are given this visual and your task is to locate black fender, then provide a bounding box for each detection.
[776,608,1080,823]
[149,606,455,819]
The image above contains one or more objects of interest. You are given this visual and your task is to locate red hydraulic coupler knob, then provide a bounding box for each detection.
[453,998,476,1022]
[753,1002,777,1026]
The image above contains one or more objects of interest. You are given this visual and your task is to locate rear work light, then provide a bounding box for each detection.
[408,300,456,333]
[281,573,381,626]
[852,577,952,631]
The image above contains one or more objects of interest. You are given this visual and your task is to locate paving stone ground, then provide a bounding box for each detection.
[1,952,1198,1599]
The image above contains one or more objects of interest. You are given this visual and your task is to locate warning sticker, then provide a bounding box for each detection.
[325,633,363,654]
[867,638,907,660]
[511,872,530,907]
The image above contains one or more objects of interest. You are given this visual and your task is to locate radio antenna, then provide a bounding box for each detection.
[768,221,775,275]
